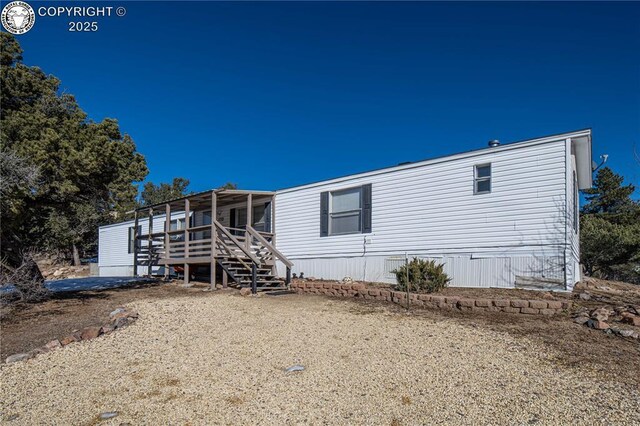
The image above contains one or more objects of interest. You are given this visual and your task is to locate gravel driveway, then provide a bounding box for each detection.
[1,292,638,425]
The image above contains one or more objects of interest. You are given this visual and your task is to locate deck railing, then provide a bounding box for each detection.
[135,223,292,289]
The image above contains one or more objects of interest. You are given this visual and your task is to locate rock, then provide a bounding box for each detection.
[342,276,353,284]
[52,269,63,277]
[215,284,223,289]
[44,339,62,351]
[239,288,252,296]
[5,353,33,364]
[99,411,118,420]
[100,324,116,334]
[110,312,128,322]
[587,319,609,330]
[614,306,628,314]
[573,316,590,325]
[80,326,102,340]
[284,365,305,373]
[60,335,77,346]
[619,329,635,338]
[109,307,126,318]
[113,317,130,329]
[622,316,640,327]
[590,307,610,322]
[578,292,591,301]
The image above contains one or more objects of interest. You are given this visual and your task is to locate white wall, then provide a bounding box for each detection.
[98,213,176,277]
[275,138,570,288]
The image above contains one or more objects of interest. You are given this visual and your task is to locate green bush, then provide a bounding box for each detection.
[393,258,450,293]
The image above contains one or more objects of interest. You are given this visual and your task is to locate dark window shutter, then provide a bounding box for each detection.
[264,201,272,233]
[230,208,236,228]
[320,191,329,237]
[362,184,372,233]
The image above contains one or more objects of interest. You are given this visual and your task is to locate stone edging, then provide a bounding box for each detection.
[291,282,572,315]
[4,307,138,364]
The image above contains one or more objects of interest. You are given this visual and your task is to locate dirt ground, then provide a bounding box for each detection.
[0,282,205,360]
[2,279,639,384]
[1,288,639,425]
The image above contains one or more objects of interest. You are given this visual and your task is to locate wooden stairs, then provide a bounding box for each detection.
[217,257,286,291]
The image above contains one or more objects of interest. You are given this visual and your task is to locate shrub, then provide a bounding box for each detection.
[393,258,450,293]
[0,252,50,303]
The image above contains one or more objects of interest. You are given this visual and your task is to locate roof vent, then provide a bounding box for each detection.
[488,139,500,148]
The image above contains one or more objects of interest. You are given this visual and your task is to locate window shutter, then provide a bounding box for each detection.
[230,208,236,228]
[320,191,329,237]
[362,184,372,233]
[264,201,272,233]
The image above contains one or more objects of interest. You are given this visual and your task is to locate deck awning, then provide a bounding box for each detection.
[133,189,275,214]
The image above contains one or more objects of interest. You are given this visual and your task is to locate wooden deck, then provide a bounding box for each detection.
[133,189,292,293]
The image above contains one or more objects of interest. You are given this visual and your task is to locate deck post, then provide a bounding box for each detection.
[270,195,277,276]
[164,203,171,280]
[147,208,154,277]
[251,262,257,294]
[246,193,252,251]
[184,198,190,285]
[133,211,139,277]
[222,269,228,288]
[286,266,291,286]
[210,191,217,289]
[271,195,276,246]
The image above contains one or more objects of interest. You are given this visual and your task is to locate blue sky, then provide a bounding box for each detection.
[12,1,640,194]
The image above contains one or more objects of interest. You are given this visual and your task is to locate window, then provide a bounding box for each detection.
[320,184,372,237]
[169,218,186,231]
[128,225,141,254]
[330,187,362,235]
[233,204,270,231]
[252,204,267,232]
[474,164,491,194]
[168,218,185,242]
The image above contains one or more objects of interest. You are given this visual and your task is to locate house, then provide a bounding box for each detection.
[98,129,593,292]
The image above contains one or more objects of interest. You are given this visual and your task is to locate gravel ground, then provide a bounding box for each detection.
[1,292,639,425]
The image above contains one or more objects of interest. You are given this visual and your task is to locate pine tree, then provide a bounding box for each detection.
[580,166,639,283]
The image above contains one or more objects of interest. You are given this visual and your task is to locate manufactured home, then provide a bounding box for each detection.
[98,129,593,292]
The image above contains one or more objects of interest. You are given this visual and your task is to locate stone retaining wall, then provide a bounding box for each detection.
[291,281,571,315]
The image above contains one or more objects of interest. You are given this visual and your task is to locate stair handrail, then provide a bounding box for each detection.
[214,220,260,265]
[246,226,293,268]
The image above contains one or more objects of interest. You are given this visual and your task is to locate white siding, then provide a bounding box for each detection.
[566,140,581,290]
[275,139,570,288]
[98,213,184,276]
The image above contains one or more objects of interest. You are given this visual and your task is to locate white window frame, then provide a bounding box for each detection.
[329,186,362,236]
[474,163,492,194]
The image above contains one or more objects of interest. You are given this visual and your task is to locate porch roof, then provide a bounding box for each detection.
[134,188,275,214]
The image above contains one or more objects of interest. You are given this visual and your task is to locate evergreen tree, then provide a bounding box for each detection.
[582,167,636,215]
[140,178,191,206]
[1,33,148,267]
[580,166,639,283]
